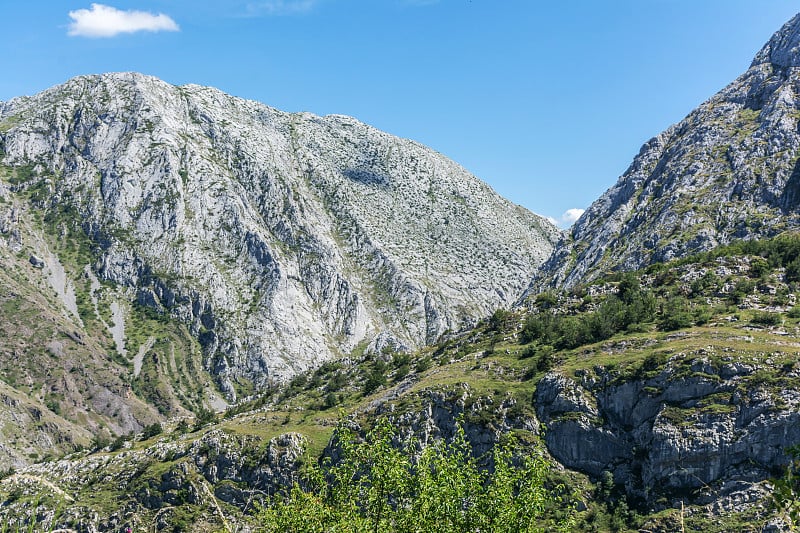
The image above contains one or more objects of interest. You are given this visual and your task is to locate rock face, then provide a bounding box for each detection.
[0,73,560,394]
[0,429,308,531]
[530,12,800,292]
[535,359,800,509]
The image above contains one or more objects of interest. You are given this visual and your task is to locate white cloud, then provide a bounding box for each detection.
[546,208,585,229]
[68,4,179,38]
[561,208,585,225]
[245,0,317,16]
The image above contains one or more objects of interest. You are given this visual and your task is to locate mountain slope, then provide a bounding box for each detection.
[4,235,800,531]
[0,73,560,399]
[530,12,800,292]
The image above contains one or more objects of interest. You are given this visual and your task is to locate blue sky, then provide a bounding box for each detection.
[1,1,798,226]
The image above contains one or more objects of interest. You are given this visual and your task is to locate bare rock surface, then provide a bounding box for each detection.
[528,13,800,294]
[0,73,560,393]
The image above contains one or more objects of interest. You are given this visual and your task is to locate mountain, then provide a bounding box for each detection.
[0,72,560,405]
[529,13,800,292]
[4,236,800,531]
[3,11,800,532]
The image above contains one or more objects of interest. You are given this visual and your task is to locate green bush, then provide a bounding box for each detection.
[488,308,513,332]
[91,433,111,451]
[786,257,800,283]
[534,291,558,309]
[257,418,576,532]
[141,422,163,440]
[394,363,410,382]
[658,297,693,331]
[730,279,756,304]
[690,271,720,296]
[749,257,770,278]
[362,368,386,395]
[109,434,128,451]
[519,345,537,359]
[535,346,555,372]
[415,357,433,373]
[324,392,339,409]
[193,406,216,430]
[773,445,800,528]
[750,311,782,326]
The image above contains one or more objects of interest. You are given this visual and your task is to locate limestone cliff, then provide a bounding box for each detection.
[529,12,800,293]
[0,73,560,397]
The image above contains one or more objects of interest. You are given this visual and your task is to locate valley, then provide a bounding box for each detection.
[3,9,800,533]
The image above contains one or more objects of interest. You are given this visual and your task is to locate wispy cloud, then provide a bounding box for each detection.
[245,0,317,16]
[549,208,585,229]
[68,3,179,38]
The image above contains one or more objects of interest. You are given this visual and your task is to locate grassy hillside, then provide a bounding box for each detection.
[3,234,800,531]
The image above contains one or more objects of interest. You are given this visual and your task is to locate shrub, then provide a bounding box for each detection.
[141,422,163,440]
[519,345,537,359]
[91,433,111,451]
[194,406,216,430]
[327,371,348,392]
[535,345,555,372]
[394,363,410,382]
[750,311,782,326]
[730,279,756,304]
[324,392,339,409]
[362,368,386,395]
[257,418,576,532]
[535,291,558,309]
[787,257,800,283]
[773,445,800,528]
[488,309,513,332]
[415,357,433,373]
[109,434,128,451]
[658,297,693,331]
[749,257,770,278]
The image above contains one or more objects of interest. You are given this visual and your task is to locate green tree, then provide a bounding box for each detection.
[658,296,693,331]
[534,291,558,310]
[773,445,800,529]
[616,273,641,304]
[521,313,556,344]
[258,417,575,532]
[488,308,513,332]
[787,257,800,283]
[141,422,162,440]
[363,367,387,395]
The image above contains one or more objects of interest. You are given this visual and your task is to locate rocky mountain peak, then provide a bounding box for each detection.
[751,12,800,68]
[527,11,800,293]
[0,73,560,396]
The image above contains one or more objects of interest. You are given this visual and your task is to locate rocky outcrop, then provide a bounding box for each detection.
[0,73,560,394]
[535,357,800,509]
[367,382,538,459]
[0,428,307,531]
[529,12,800,293]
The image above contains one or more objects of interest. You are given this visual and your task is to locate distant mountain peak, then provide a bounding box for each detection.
[527,11,800,293]
[751,12,800,68]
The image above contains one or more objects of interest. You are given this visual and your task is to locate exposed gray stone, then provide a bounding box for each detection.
[534,365,800,509]
[525,12,800,295]
[0,73,561,393]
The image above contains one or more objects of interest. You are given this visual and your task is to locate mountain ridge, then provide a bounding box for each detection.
[5,10,800,532]
[526,11,800,295]
[0,72,560,399]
